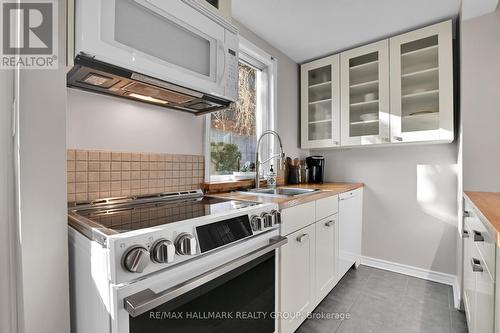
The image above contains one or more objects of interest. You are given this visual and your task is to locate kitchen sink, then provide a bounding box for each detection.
[240,187,320,198]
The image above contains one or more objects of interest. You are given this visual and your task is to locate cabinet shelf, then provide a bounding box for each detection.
[309,98,332,105]
[349,79,379,89]
[309,81,332,89]
[309,119,332,124]
[401,44,438,57]
[402,89,439,99]
[349,60,378,71]
[350,119,379,126]
[350,99,379,107]
[402,67,438,78]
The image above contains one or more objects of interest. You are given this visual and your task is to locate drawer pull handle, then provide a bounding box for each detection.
[325,220,335,227]
[296,234,309,243]
[471,258,484,272]
[463,211,471,218]
[463,230,469,238]
[473,230,484,242]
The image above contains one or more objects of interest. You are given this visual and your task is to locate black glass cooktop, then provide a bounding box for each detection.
[73,197,257,233]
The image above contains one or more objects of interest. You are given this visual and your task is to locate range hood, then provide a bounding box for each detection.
[67,55,234,115]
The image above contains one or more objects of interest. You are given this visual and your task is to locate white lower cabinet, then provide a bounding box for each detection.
[280,224,316,333]
[279,190,363,333]
[338,189,363,278]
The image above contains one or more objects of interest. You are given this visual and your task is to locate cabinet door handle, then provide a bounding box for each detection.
[471,258,484,272]
[463,230,469,238]
[325,220,335,227]
[473,230,484,242]
[296,234,309,243]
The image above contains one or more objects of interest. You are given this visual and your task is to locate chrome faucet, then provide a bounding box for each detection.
[255,130,285,189]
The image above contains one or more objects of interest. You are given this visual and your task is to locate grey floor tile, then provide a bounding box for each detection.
[396,297,451,332]
[450,309,468,333]
[337,317,395,333]
[405,277,451,306]
[361,270,408,301]
[349,293,399,327]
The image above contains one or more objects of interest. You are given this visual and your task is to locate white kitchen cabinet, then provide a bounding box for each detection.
[280,224,316,333]
[315,215,338,303]
[389,20,454,143]
[300,55,341,149]
[340,40,390,146]
[338,188,363,278]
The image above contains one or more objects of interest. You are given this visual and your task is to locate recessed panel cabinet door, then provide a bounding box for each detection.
[463,220,475,332]
[301,55,340,149]
[315,215,337,303]
[389,20,453,143]
[340,40,390,146]
[280,224,316,333]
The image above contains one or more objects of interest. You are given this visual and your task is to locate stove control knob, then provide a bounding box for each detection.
[123,246,150,273]
[271,210,281,225]
[175,233,197,256]
[151,239,175,264]
[261,212,273,228]
[250,215,263,231]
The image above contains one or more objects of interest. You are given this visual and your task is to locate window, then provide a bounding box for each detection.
[205,38,276,182]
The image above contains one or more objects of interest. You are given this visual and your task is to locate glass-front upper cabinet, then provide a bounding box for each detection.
[301,55,340,149]
[389,21,453,143]
[340,40,390,146]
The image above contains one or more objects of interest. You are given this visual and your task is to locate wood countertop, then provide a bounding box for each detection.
[208,183,364,209]
[465,191,500,239]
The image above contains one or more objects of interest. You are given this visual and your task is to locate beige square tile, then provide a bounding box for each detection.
[140,171,149,180]
[88,182,99,192]
[140,154,149,162]
[148,179,156,188]
[157,179,165,187]
[111,162,121,171]
[76,150,88,161]
[158,162,166,171]
[131,188,141,196]
[76,161,88,172]
[173,155,181,162]
[88,161,99,172]
[165,170,173,178]
[75,172,88,183]
[172,178,179,186]
[99,172,111,182]
[67,161,75,172]
[121,152,131,161]
[149,170,158,179]
[111,152,122,161]
[179,178,186,185]
[166,162,173,170]
[179,155,187,162]
[148,162,156,170]
[100,151,111,161]
[140,162,149,171]
[67,194,76,202]
[159,154,166,162]
[121,181,131,190]
[100,162,111,172]
[165,154,174,161]
[173,162,181,171]
[121,189,131,196]
[185,163,193,170]
[140,180,149,188]
[111,181,121,191]
[121,162,131,171]
[76,193,88,202]
[67,150,76,161]
[131,162,140,171]
[131,153,141,162]
[172,170,180,178]
[100,182,111,192]
[179,170,186,178]
[111,172,121,181]
[198,156,205,162]
[67,172,75,183]
[131,180,141,189]
[88,151,100,161]
[149,154,158,162]
[140,188,150,195]
[88,192,100,201]
[75,183,87,193]
[131,171,141,180]
[121,171,131,181]
[99,191,110,198]
[67,183,76,194]
[88,172,99,182]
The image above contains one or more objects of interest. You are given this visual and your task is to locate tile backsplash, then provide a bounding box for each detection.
[67,149,205,203]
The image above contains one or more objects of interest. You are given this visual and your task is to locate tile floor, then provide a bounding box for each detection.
[297,265,468,333]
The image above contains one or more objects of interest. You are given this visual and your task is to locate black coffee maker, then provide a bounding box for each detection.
[306,156,325,183]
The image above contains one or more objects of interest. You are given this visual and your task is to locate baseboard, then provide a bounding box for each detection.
[361,256,461,309]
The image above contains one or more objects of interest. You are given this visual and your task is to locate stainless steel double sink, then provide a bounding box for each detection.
[239,187,320,198]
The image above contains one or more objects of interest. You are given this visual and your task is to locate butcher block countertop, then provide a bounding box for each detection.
[208,183,364,210]
[465,191,500,239]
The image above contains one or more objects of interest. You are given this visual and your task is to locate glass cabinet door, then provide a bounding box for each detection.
[301,55,340,149]
[390,21,453,143]
[340,40,390,146]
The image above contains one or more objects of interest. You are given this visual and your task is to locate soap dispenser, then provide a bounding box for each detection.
[267,165,277,187]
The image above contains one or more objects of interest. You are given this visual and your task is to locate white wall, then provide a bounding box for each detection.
[461,8,500,192]
[67,20,307,159]
[321,144,459,275]
[16,1,70,332]
[0,69,15,333]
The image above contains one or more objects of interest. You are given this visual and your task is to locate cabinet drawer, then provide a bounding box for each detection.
[316,195,339,220]
[281,201,316,236]
[465,205,496,280]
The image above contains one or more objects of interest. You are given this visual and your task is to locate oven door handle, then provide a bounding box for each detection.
[124,235,288,317]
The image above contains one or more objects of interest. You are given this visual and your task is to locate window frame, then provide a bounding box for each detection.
[204,36,277,182]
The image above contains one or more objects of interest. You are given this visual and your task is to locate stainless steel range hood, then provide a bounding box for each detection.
[67,55,233,115]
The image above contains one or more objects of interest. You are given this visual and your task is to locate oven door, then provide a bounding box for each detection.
[75,0,238,100]
[113,236,286,333]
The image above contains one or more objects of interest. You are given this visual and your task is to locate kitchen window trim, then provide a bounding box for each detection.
[204,36,277,183]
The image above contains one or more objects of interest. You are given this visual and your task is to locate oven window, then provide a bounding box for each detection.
[129,251,275,333]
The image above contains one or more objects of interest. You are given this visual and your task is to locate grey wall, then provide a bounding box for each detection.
[0,69,15,333]
[67,20,306,159]
[16,0,70,332]
[320,144,459,275]
[461,8,500,192]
